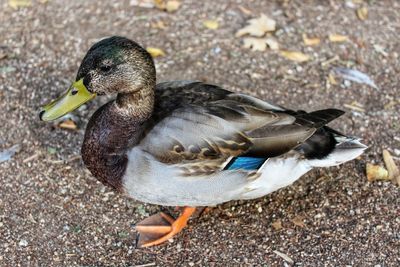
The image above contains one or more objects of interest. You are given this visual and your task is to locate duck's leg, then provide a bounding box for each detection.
[135,206,196,248]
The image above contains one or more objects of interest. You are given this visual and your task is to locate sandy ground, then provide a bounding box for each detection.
[0,0,399,266]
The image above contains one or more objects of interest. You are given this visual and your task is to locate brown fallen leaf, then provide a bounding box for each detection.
[203,20,219,30]
[302,34,320,46]
[328,73,338,85]
[146,47,165,57]
[291,216,305,228]
[130,0,155,8]
[366,163,389,182]
[357,6,368,21]
[166,0,180,12]
[271,219,283,230]
[151,21,167,29]
[329,34,348,43]
[243,38,267,51]
[59,119,77,130]
[243,37,279,51]
[235,14,276,37]
[265,38,279,50]
[280,50,310,62]
[384,100,399,110]
[8,0,31,9]
[154,0,180,12]
[154,0,165,9]
[383,150,400,186]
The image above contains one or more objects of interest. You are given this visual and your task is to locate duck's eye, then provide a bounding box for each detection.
[100,65,112,73]
[71,89,78,95]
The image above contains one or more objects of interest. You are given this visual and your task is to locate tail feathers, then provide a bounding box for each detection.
[294,109,345,128]
[307,138,367,167]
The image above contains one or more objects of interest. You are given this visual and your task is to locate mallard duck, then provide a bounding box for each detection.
[40,36,366,247]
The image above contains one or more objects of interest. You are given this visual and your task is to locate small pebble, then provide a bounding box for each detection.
[19,239,28,247]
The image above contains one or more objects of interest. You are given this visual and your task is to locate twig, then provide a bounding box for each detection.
[134,263,156,267]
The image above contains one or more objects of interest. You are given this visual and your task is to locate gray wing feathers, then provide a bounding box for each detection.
[140,94,308,167]
[246,125,316,157]
[141,83,343,173]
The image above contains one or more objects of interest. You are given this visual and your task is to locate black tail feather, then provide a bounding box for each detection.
[291,109,345,159]
[298,127,338,159]
[294,109,345,128]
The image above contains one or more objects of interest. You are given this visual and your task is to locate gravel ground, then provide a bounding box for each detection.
[1,0,399,266]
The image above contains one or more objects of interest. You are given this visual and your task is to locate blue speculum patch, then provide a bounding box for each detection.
[225,157,267,170]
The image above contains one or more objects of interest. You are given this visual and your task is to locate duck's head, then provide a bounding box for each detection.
[39,36,155,121]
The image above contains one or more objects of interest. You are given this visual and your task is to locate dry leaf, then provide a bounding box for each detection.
[154,0,180,12]
[154,0,165,9]
[243,37,279,51]
[280,50,310,62]
[366,163,389,182]
[243,38,267,51]
[166,0,180,12]
[203,20,219,30]
[329,34,348,43]
[130,0,155,8]
[235,14,276,37]
[357,6,368,20]
[383,150,400,186]
[265,38,279,50]
[384,100,398,110]
[302,34,320,46]
[328,73,338,85]
[146,47,166,57]
[291,216,305,228]
[8,0,31,9]
[271,219,283,230]
[59,119,77,130]
[151,21,166,29]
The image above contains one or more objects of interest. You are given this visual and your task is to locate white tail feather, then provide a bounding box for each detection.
[308,138,367,167]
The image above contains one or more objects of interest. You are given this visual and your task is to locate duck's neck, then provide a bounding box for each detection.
[81,85,154,192]
[115,87,155,119]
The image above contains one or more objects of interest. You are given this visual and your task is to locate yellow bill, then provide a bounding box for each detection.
[39,78,96,121]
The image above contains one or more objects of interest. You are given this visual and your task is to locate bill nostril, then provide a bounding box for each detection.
[39,110,45,121]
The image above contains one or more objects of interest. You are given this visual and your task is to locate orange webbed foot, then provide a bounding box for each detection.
[135,207,196,248]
